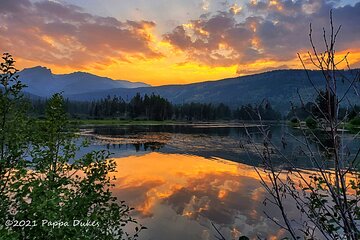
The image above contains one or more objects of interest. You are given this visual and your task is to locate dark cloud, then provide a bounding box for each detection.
[163,0,360,67]
[0,0,162,68]
[0,0,31,13]
[163,26,193,50]
[332,2,360,49]
[163,11,257,66]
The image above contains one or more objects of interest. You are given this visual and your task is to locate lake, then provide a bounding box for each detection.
[78,123,359,240]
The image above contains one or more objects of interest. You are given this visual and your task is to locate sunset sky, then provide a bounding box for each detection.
[1,0,360,85]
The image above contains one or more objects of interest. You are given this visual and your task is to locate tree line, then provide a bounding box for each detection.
[287,89,360,123]
[31,93,282,121]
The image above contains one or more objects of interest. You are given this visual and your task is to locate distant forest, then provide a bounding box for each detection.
[287,90,360,122]
[30,93,282,121]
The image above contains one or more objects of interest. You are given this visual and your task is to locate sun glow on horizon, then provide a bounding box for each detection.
[14,47,360,86]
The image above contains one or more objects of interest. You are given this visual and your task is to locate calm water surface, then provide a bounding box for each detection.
[79,123,359,240]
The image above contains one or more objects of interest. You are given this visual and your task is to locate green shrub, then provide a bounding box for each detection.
[350,116,360,126]
[290,117,300,127]
[305,117,317,129]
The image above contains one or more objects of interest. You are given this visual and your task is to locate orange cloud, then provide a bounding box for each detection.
[0,0,162,69]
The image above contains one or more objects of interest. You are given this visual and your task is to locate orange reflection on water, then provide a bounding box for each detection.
[108,152,293,239]
[113,154,269,220]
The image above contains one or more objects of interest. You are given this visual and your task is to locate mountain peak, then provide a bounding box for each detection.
[18,66,150,97]
[69,71,97,77]
[22,66,52,75]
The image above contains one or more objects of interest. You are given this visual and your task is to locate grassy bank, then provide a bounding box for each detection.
[288,117,360,134]
[345,117,360,134]
[70,119,178,126]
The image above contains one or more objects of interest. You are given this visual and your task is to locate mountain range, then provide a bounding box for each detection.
[19,66,359,113]
[18,66,150,97]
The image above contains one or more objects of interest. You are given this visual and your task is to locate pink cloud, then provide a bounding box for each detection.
[0,0,162,68]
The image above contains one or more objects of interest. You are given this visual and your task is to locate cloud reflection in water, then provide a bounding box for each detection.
[110,152,287,240]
